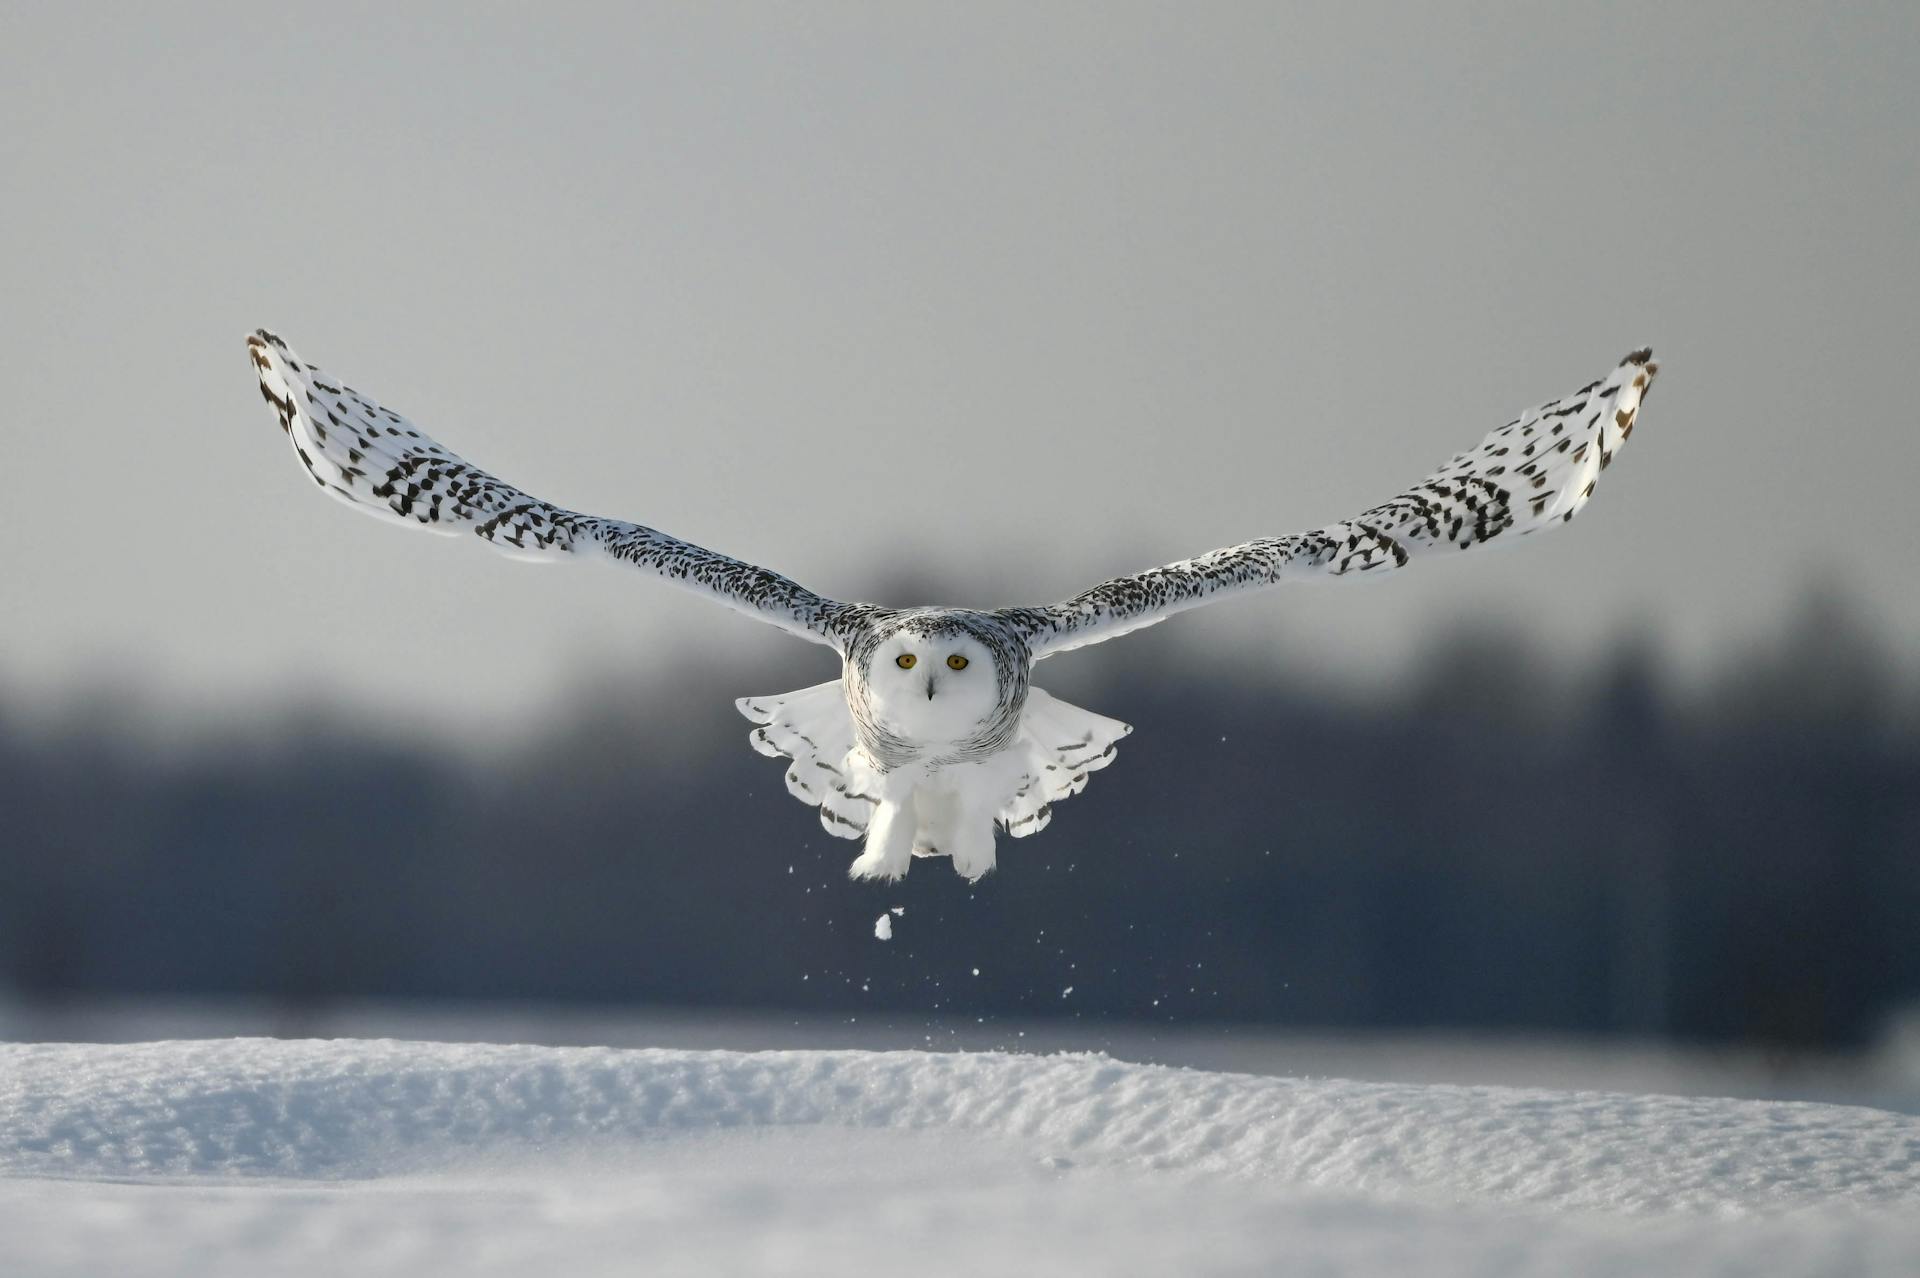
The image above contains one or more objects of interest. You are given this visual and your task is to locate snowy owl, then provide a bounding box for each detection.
[248,331,1656,882]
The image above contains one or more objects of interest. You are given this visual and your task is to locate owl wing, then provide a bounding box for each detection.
[1002,348,1658,659]
[247,330,868,650]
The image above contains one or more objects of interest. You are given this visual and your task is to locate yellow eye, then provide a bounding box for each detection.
[946,654,969,671]
[895,653,917,669]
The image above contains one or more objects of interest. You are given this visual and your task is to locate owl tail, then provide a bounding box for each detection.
[736,680,878,840]
[995,688,1132,839]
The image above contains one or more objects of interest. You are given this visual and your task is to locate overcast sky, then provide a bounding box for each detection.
[3,2,1916,733]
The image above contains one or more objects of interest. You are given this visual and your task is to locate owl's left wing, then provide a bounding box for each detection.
[247,330,868,650]
[1002,348,1657,659]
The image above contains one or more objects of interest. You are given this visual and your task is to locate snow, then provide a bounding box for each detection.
[2,1039,1918,1276]
[873,914,893,941]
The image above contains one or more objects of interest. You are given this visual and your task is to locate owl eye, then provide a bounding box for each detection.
[895,653,917,669]
[946,654,969,671]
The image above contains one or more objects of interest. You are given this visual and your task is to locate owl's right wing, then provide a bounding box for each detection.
[247,331,871,651]
[1001,348,1657,658]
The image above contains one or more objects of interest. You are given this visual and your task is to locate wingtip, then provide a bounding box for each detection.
[1618,345,1659,389]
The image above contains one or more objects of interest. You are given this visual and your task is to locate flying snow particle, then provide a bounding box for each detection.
[874,914,893,941]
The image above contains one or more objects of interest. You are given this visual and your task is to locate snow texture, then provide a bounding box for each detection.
[2,1040,1917,1276]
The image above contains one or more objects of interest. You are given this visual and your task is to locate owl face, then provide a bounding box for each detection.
[862,628,1004,744]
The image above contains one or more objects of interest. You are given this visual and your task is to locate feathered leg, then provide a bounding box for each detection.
[849,783,916,881]
[947,803,997,882]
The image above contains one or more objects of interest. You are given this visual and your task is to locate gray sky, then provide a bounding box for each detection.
[3,2,1916,733]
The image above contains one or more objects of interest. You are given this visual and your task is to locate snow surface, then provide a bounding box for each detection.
[3,1039,1917,1276]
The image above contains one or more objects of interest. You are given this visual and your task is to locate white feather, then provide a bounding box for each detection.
[736,682,877,840]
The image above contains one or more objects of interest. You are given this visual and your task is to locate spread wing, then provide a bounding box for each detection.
[247,330,871,650]
[1001,348,1658,658]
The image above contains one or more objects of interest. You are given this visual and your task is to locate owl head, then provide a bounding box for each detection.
[857,612,1025,744]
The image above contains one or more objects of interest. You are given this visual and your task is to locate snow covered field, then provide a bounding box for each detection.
[3,1038,1918,1276]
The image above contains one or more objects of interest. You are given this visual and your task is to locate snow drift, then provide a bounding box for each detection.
[3,1040,1918,1276]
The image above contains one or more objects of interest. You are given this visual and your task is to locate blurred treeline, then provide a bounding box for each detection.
[1,593,1914,1049]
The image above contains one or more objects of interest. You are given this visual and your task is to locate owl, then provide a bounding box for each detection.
[248,331,1656,882]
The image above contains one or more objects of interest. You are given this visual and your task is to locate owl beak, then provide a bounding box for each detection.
[925,675,938,701]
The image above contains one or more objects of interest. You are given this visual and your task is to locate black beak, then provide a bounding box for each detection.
[925,676,937,701]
